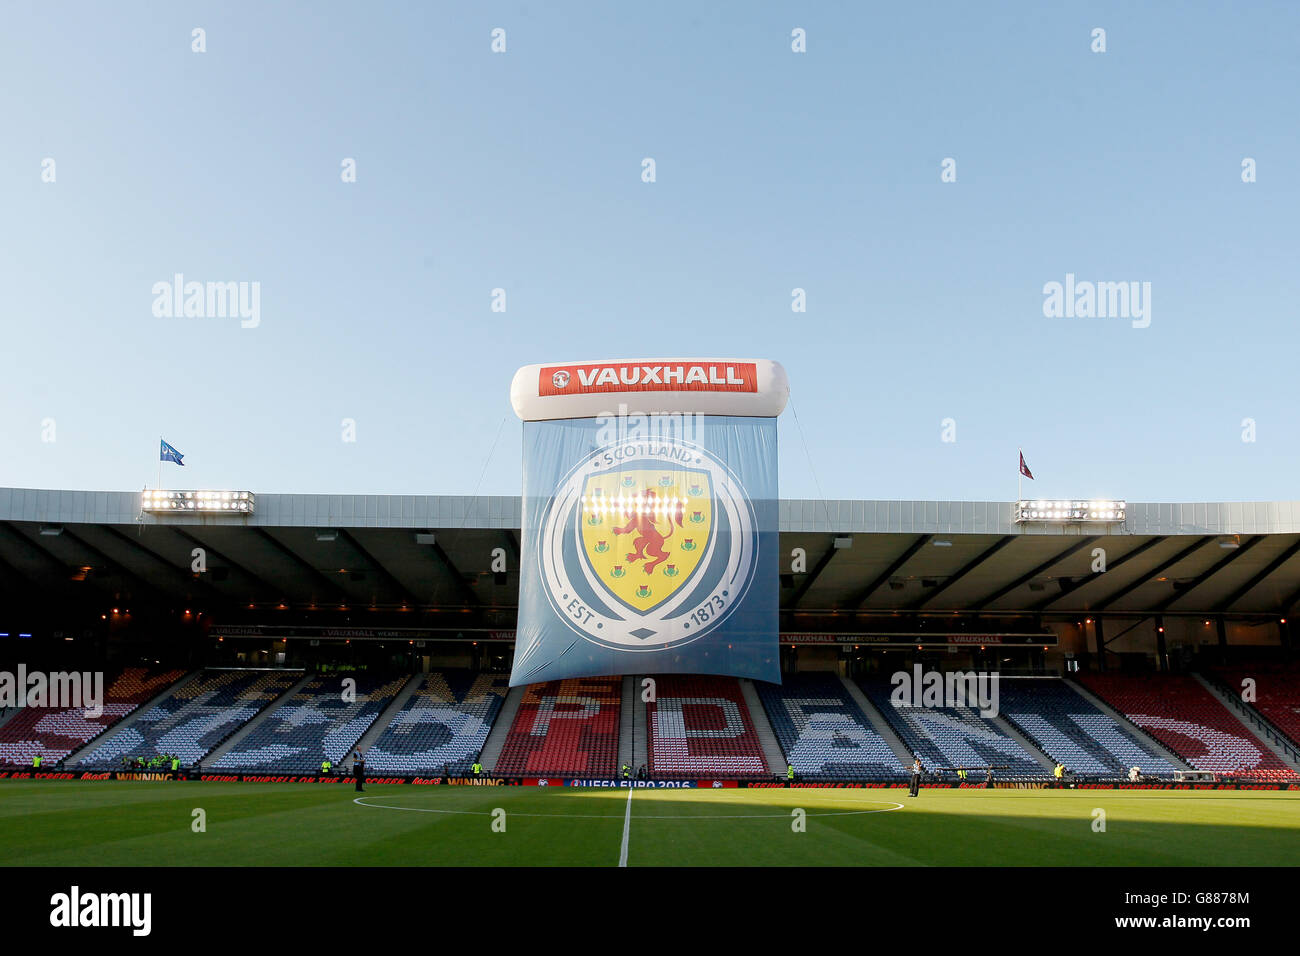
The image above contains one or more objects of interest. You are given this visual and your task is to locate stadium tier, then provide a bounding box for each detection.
[997,679,1177,778]
[1209,662,1300,749]
[364,671,509,775]
[73,669,302,769]
[210,673,408,773]
[1077,673,1298,781]
[859,680,1048,779]
[0,666,187,767]
[646,675,769,778]
[754,674,909,779]
[494,677,622,777]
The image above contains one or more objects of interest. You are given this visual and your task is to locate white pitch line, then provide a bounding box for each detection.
[353,795,907,819]
[618,787,632,867]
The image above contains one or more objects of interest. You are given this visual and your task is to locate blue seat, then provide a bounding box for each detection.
[361,672,508,775]
[76,669,301,769]
[859,680,1047,778]
[756,674,909,780]
[212,673,408,773]
[998,679,1177,778]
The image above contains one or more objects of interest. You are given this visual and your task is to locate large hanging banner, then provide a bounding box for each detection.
[509,359,787,686]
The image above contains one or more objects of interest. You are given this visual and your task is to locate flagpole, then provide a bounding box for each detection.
[1017,447,1022,506]
[157,436,162,492]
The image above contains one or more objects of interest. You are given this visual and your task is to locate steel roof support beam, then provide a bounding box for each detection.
[1280,580,1300,614]
[0,522,109,605]
[1151,535,1263,614]
[252,528,354,605]
[846,535,932,609]
[974,536,1100,610]
[429,540,481,607]
[1212,538,1300,613]
[912,536,1015,610]
[2,521,173,605]
[788,537,844,609]
[166,527,278,603]
[1033,537,1164,611]
[57,526,180,604]
[1090,536,1215,612]
[337,529,423,607]
[0,522,77,578]
[97,524,232,609]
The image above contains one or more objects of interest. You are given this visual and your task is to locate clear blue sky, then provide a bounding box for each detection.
[2,2,1297,503]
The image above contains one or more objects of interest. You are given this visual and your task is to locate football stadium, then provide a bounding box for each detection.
[8,1,1300,940]
[2,359,1299,884]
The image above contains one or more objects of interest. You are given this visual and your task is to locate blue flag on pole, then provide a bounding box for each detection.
[160,439,185,466]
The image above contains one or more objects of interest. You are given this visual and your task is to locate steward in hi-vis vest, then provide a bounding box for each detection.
[472,762,482,776]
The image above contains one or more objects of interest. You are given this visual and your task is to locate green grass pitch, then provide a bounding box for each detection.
[2,781,1298,866]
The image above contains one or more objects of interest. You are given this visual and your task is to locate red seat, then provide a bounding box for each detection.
[0,666,187,766]
[1078,673,1297,781]
[1212,663,1300,750]
[494,678,622,776]
[646,675,768,778]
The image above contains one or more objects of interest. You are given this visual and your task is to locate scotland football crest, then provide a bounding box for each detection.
[537,437,757,652]
[513,410,780,686]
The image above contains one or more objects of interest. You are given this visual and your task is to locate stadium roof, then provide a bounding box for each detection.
[2,487,1299,620]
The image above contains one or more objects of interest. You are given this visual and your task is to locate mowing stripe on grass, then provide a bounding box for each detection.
[3,783,1297,867]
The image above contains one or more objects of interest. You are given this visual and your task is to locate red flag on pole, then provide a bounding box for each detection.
[1019,452,1034,480]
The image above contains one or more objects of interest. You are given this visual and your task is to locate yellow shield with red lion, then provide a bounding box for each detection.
[579,468,713,613]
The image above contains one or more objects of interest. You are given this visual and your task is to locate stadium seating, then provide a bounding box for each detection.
[647,675,769,778]
[363,671,509,775]
[997,679,1177,778]
[0,666,187,767]
[1210,662,1300,749]
[210,673,408,773]
[494,677,621,777]
[859,680,1048,779]
[754,674,908,779]
[1077,673,1298,781]
[74,669,302,769]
